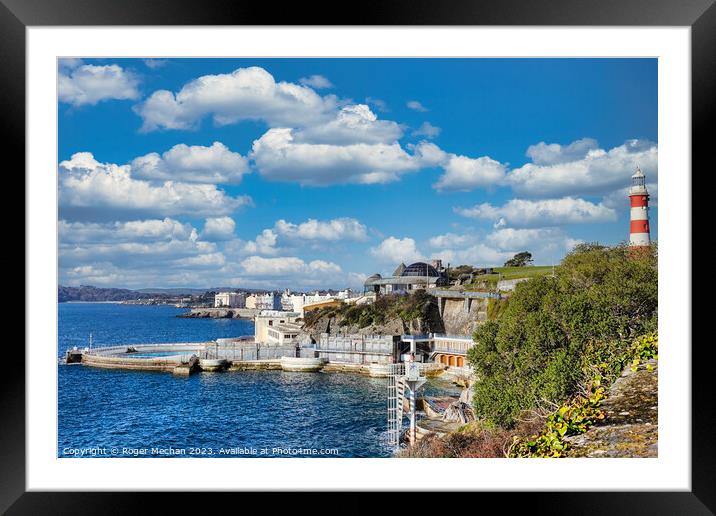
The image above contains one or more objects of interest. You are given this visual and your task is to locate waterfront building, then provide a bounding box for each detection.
[266,321,303,346]
[629,166,651,247]
[364,261,449,295]
[214,292,246,308]
[254,310,301,344]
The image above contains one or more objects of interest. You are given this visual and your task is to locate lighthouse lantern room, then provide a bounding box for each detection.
[629,166,651,247]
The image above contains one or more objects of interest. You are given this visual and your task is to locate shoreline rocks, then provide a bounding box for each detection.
[177,307,259,319]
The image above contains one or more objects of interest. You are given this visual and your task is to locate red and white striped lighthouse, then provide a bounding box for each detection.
[629,166,651,247]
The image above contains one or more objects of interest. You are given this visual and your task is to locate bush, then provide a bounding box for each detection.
[510,332,658,458]
[468,243,657,428]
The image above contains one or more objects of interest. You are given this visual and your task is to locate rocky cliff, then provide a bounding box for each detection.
[301,291,445,341]
[564,359,658,457]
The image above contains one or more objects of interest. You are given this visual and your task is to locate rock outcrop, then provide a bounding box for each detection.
[564,359,658,457]
[177,308,259,319]
[442,401,476,424]
[301,292,445,342]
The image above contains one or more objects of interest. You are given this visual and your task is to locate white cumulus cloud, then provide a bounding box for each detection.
[455,197,617,228]
[59,63,140,106]
[293,104,403,145]
[274,218,368,242]
[59,152,251,220]
[508,139,658,198]
[370,237,425,264]
[251,129,441,185]
[131,142,250,184]
[135,66,337,131]
[525,138,599,165]
[59,218,197,244]
[240,256,341,277]
[429,228,581,268]
[433,154,507,192]
[202,216,236,241]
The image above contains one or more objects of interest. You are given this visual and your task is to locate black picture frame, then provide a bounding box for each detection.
[3,0,709,512]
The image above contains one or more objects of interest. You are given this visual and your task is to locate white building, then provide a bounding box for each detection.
[246,292,281,311]
[266,321,303,346]
[214,292,246,308]
[280,291,338,315]
[254,310,302,344]
[336,288,359,300]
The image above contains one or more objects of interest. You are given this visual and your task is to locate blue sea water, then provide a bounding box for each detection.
[58,303,423,458]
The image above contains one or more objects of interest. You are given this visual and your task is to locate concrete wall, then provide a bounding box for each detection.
[440,298,488,336]
[217,341,297,361]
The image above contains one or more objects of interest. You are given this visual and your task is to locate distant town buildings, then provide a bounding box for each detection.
[280,289,359,315]
[214,292,246,308]
[245,292,281,311]
[364,261,449,295]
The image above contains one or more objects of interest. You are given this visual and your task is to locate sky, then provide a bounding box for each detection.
[58,58,658,291]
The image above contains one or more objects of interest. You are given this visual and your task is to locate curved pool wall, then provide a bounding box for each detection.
[73,343,208,372]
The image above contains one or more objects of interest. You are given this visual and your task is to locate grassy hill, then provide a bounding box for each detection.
[465,265,554,291]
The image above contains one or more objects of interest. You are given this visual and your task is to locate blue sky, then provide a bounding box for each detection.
[58,58,658,290]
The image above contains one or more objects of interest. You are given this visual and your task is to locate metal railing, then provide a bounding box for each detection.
[386,363,405,451]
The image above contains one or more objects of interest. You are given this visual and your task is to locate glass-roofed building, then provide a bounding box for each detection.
[364,260,449,295]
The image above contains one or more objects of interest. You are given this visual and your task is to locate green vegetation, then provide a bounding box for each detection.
[465,265,554,291]
[510,333,658,457]
[486,297,509,321]
[303,290,436,329]
[468,243,657,428]
[400,243,658,459]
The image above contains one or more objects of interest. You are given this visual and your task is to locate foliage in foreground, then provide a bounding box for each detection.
[509,333,658,457]
[468,243,657,428]
[401,333,658,458]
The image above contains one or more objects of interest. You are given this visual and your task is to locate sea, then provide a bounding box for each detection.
[57,302,459,458]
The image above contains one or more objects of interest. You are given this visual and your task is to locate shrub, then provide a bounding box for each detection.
[510,332,658,458]
[468,243,657,428]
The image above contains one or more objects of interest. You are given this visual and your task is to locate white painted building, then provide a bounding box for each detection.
[280,291,338,315]
[266,321,303,346]
[214,292,246,308]
[246,292,281,310]
[254,310,302,344]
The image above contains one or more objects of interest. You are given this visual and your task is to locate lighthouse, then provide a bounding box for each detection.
[629,166,651,247]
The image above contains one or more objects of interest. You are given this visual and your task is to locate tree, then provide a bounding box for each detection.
[504,251,533,267]
[469,243,657,428]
